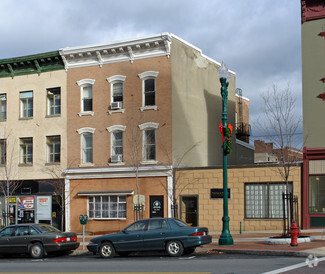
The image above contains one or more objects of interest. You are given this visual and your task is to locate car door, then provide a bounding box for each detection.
[113,220,147,252]
[0,226,15,254]
[143,219,169,250]
[9,226,30,253]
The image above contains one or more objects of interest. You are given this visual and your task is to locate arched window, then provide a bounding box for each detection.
[77,127,95,165]
[138,71,159,111]
[107,125,126,164]
[139,122,159,163]
[77,79,95,116]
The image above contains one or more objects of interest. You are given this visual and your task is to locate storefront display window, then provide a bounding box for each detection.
[309,175,325,214]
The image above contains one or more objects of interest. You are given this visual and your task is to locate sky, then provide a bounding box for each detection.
[0,0,303,144]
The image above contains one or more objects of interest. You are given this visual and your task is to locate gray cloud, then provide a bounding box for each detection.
[0,0,302,144]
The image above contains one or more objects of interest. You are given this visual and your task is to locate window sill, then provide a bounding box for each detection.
[108,162,125,166]
[78,111,94,117]
[140,160,158,165]
[45,162,61,166]
[108,109,125,115]
[0,119,6,122]
[140,106,158,111]
[79,163,95,167]
[19,117,33,120]
[18,163,33,167]
[46,114,61,118]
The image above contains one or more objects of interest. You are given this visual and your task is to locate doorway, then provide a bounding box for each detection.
[180,195,198,226]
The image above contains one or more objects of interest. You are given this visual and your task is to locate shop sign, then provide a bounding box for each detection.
[210,188,231,199]
[9,197,16,203]
[18,197,35,210]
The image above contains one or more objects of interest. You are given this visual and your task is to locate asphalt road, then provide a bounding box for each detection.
[0,251,323,273]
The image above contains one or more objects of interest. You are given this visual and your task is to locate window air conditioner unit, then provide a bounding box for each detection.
[111,155,123,163]
[111,102,122,110]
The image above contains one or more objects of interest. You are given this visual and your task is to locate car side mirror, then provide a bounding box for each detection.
[122,230,127,234]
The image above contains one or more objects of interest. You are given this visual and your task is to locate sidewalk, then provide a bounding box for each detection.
[73,229,325,258]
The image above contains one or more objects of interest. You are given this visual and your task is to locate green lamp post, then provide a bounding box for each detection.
[218,61,234,246]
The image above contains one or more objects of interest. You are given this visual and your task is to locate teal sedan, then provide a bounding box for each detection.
[87,218,212,258]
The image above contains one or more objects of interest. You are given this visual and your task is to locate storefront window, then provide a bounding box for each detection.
[309,175,325,214]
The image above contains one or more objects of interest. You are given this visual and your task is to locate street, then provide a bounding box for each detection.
[0,252,324,273]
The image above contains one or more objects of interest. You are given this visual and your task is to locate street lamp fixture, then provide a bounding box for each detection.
[218,61,233,246]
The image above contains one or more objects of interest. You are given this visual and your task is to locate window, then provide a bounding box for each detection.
[82,133,93,164]
[139,122,159,163]
[125,220,147,232]
[19,137,33,165]
[148,219,169,230]
[0,94,7,120]
[0,139,6,165]
[107,125,126,164]
[144,129,156,161]
[20,91,33,118]
[47,87,61,116]
[77,79,95,116]
[138,71,159,110]
[112,131,123,160]
[46,136,60,163]
[82,85,93,112]
[88,196,126,219]
[245,183,292,219]
[107,75,126,111]
[309,175,325,214]
[77,127,95,165]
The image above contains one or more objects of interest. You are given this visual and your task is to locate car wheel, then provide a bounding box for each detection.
[30,243,44,259]
[99,242,115,258]
[184,248,196,255]
[166,240,184,257]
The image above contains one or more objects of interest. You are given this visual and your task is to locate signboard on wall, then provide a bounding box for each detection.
[210,188,231,199]
[150,196,164,218]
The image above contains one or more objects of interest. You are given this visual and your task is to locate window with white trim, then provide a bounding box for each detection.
[245,182,292,219]
[19,137,33,165]
[46,135,60,163]
[107,75,126,111]
[88,196,127,219]
[77,127,95,165]
[77,79,95,116]
[0,94,7,120]
[138,71,159,110]
[139,122,159,163]
[47,87,61,116]
[20,91,33,118]
[107,125,126,163]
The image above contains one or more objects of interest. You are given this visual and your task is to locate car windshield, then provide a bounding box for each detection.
[35,224,61,233]
[173,219,189,227]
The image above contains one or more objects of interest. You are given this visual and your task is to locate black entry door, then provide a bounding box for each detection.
[181,196,198,226]
[150,196,164,218]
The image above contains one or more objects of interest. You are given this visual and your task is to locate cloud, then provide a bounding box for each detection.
[0,0,303,145]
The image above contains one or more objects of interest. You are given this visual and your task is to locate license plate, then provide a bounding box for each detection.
[67,237,71,242]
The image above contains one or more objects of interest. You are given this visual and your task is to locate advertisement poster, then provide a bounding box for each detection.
[18,197,35,210]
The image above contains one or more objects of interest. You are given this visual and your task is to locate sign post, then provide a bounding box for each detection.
[79,214,88,250]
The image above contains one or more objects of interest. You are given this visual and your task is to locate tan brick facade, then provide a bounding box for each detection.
[176,165,302,232]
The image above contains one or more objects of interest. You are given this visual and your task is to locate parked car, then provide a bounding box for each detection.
[0,224,79,259]
[87,218,212,258]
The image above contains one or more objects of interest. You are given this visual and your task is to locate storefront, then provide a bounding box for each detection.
[0,195,52,227]
[302,147,325,228]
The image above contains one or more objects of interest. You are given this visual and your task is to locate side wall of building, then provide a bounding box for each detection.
[170,37,237,167]
[302,17,325,147]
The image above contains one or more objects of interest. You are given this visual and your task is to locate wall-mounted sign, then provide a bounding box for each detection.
[210,188,231,199]
[18,197,35,210]
[9,197,16,203]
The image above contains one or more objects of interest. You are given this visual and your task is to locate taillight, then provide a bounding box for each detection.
[54,236,78,243]
[54,237,67,243]
[189,231,208,236]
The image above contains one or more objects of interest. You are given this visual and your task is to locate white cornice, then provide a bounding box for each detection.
[64,165,173,179]
[59,33,172,70]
